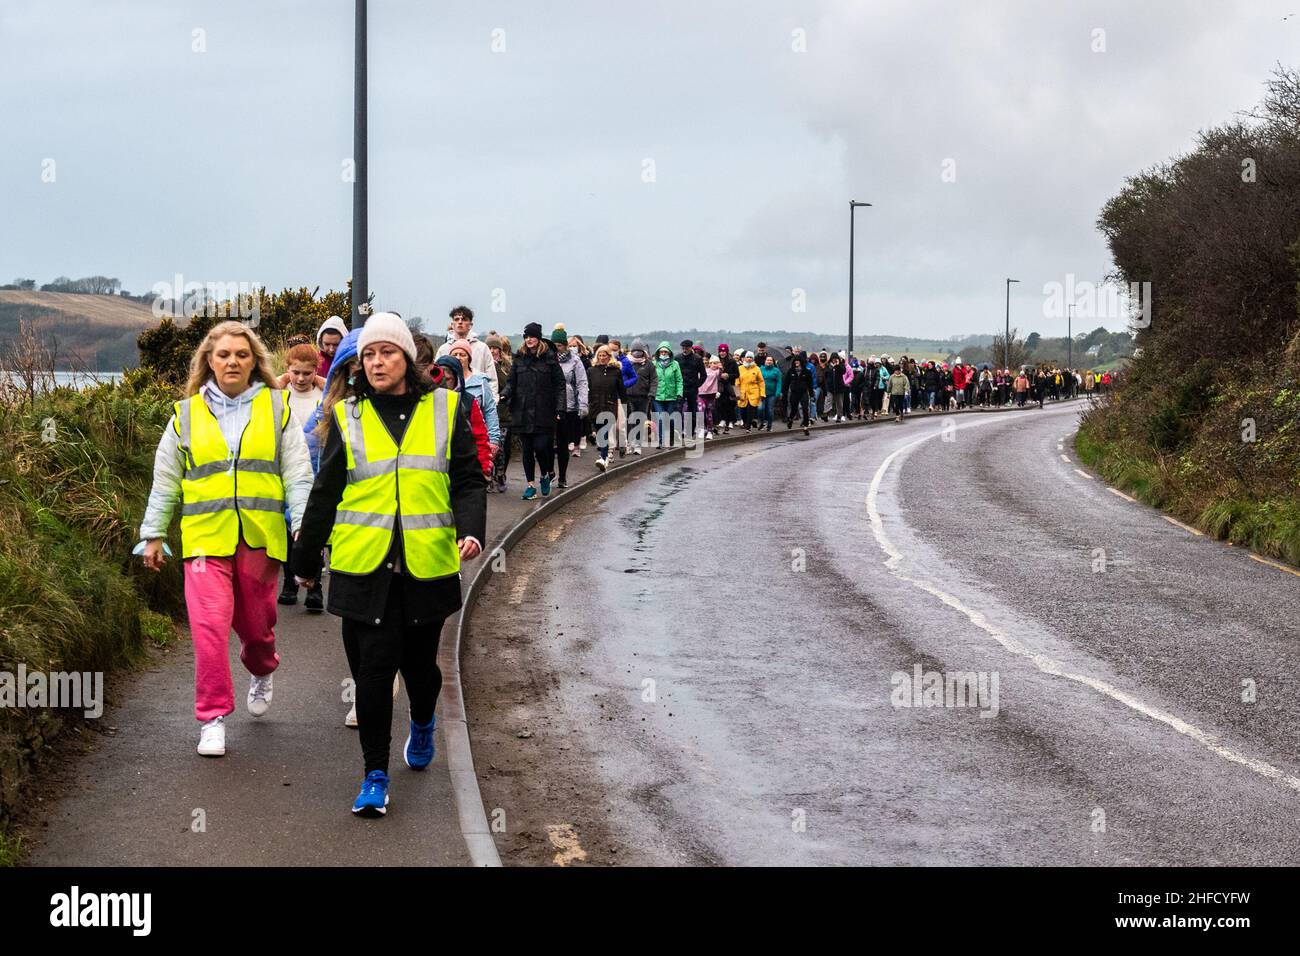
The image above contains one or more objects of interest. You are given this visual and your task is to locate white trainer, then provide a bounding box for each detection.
[596,456,608,472]
[632,447,642,456]
[247,673,273,717]
[197,716,225,757]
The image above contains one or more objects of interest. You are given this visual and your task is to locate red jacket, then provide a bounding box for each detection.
[468,397,492,475]
[429,365,493,475]
[952,365,969,389]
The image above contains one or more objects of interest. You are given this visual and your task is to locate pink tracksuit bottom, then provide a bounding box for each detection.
[184,543,281,722]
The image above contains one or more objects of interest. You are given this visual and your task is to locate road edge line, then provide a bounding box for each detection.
[443,397,1084,866]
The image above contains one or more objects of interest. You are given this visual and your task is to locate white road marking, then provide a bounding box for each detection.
[864,422,1300,795]
[1162,515,1203,537]
[1073,468,1092,479]
[1107,488,1137,503]
[1059,454,1070,462]
[1250,553,1300,579]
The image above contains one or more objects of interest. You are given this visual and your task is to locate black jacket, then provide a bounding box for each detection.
[587,362,626,419]
[501,345,565,433]
[293,388,488,627]
[675,350,705,395]
[784,364,814,397]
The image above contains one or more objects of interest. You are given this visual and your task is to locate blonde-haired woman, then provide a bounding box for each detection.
[138,320,314,757]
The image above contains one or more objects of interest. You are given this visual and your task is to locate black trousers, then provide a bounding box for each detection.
[786,391,810,426]
[519,430,555,482]
[341,577,448,775]
[556,410,582,481]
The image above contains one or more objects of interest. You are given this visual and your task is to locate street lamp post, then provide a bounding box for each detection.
[351,0,368,327]
[1067,303,1073,369]
[848,201,871,355]
[1004,277,1019,368]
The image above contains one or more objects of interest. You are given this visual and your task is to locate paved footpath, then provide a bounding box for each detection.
[28,405,1051,865]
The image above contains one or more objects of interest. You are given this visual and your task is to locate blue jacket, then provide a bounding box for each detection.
[464,372,501,445]
[619,354,637,390]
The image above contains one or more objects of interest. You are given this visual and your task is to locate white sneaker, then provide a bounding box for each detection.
[573,448,581,458]
[568,442,576,452]
[632,447,642,456]
[596,457,608,472]
[345,703,358,728]
[247,673,273,717]
[579,437,588,451]
[197,716,225,757]
[704,430,712,440]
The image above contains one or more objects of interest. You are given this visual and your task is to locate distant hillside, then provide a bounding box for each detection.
[0,291,163,370]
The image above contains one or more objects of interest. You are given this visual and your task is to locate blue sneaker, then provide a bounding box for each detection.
[404,715,436,770]
[540,474,552,496]
[522,486,537,500]
[351,770,390,817]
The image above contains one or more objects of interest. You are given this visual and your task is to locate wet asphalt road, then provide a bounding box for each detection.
[517,404,1300,865]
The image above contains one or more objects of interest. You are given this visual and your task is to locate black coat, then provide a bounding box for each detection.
[784,364,814,397]
[501,345,566,433]
[293,388,488,627]
[676,350,705,395]
[587,362,626,419]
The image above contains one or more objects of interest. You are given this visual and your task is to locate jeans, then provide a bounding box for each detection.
[759,396,775,427]
[652,399,679,447]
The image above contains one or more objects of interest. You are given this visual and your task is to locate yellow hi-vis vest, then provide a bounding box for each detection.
[329,389,460,580]
[174,386,290,562]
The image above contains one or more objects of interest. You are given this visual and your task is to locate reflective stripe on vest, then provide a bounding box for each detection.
[328,389,460,580]
[173,387,289,561]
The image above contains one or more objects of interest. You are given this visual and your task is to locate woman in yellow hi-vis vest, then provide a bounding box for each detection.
[294,313,487,817]
[138,321,314,757]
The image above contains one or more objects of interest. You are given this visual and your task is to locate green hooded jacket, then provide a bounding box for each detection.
[652,341,684,401]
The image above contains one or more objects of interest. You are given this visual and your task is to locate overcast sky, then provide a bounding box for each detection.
[3,0,1297,340]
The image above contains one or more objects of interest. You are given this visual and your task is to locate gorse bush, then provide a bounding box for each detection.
[137,285,352,386]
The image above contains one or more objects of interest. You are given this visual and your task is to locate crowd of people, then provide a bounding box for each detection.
[134,303,1111,818]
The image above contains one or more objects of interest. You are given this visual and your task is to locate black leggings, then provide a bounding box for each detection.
[519,431,555,483]
[555,410,582,481]
[341,579,446,775]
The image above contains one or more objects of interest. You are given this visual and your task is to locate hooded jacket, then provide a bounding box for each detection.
[783,359,813,397]
[652,342,683,401]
